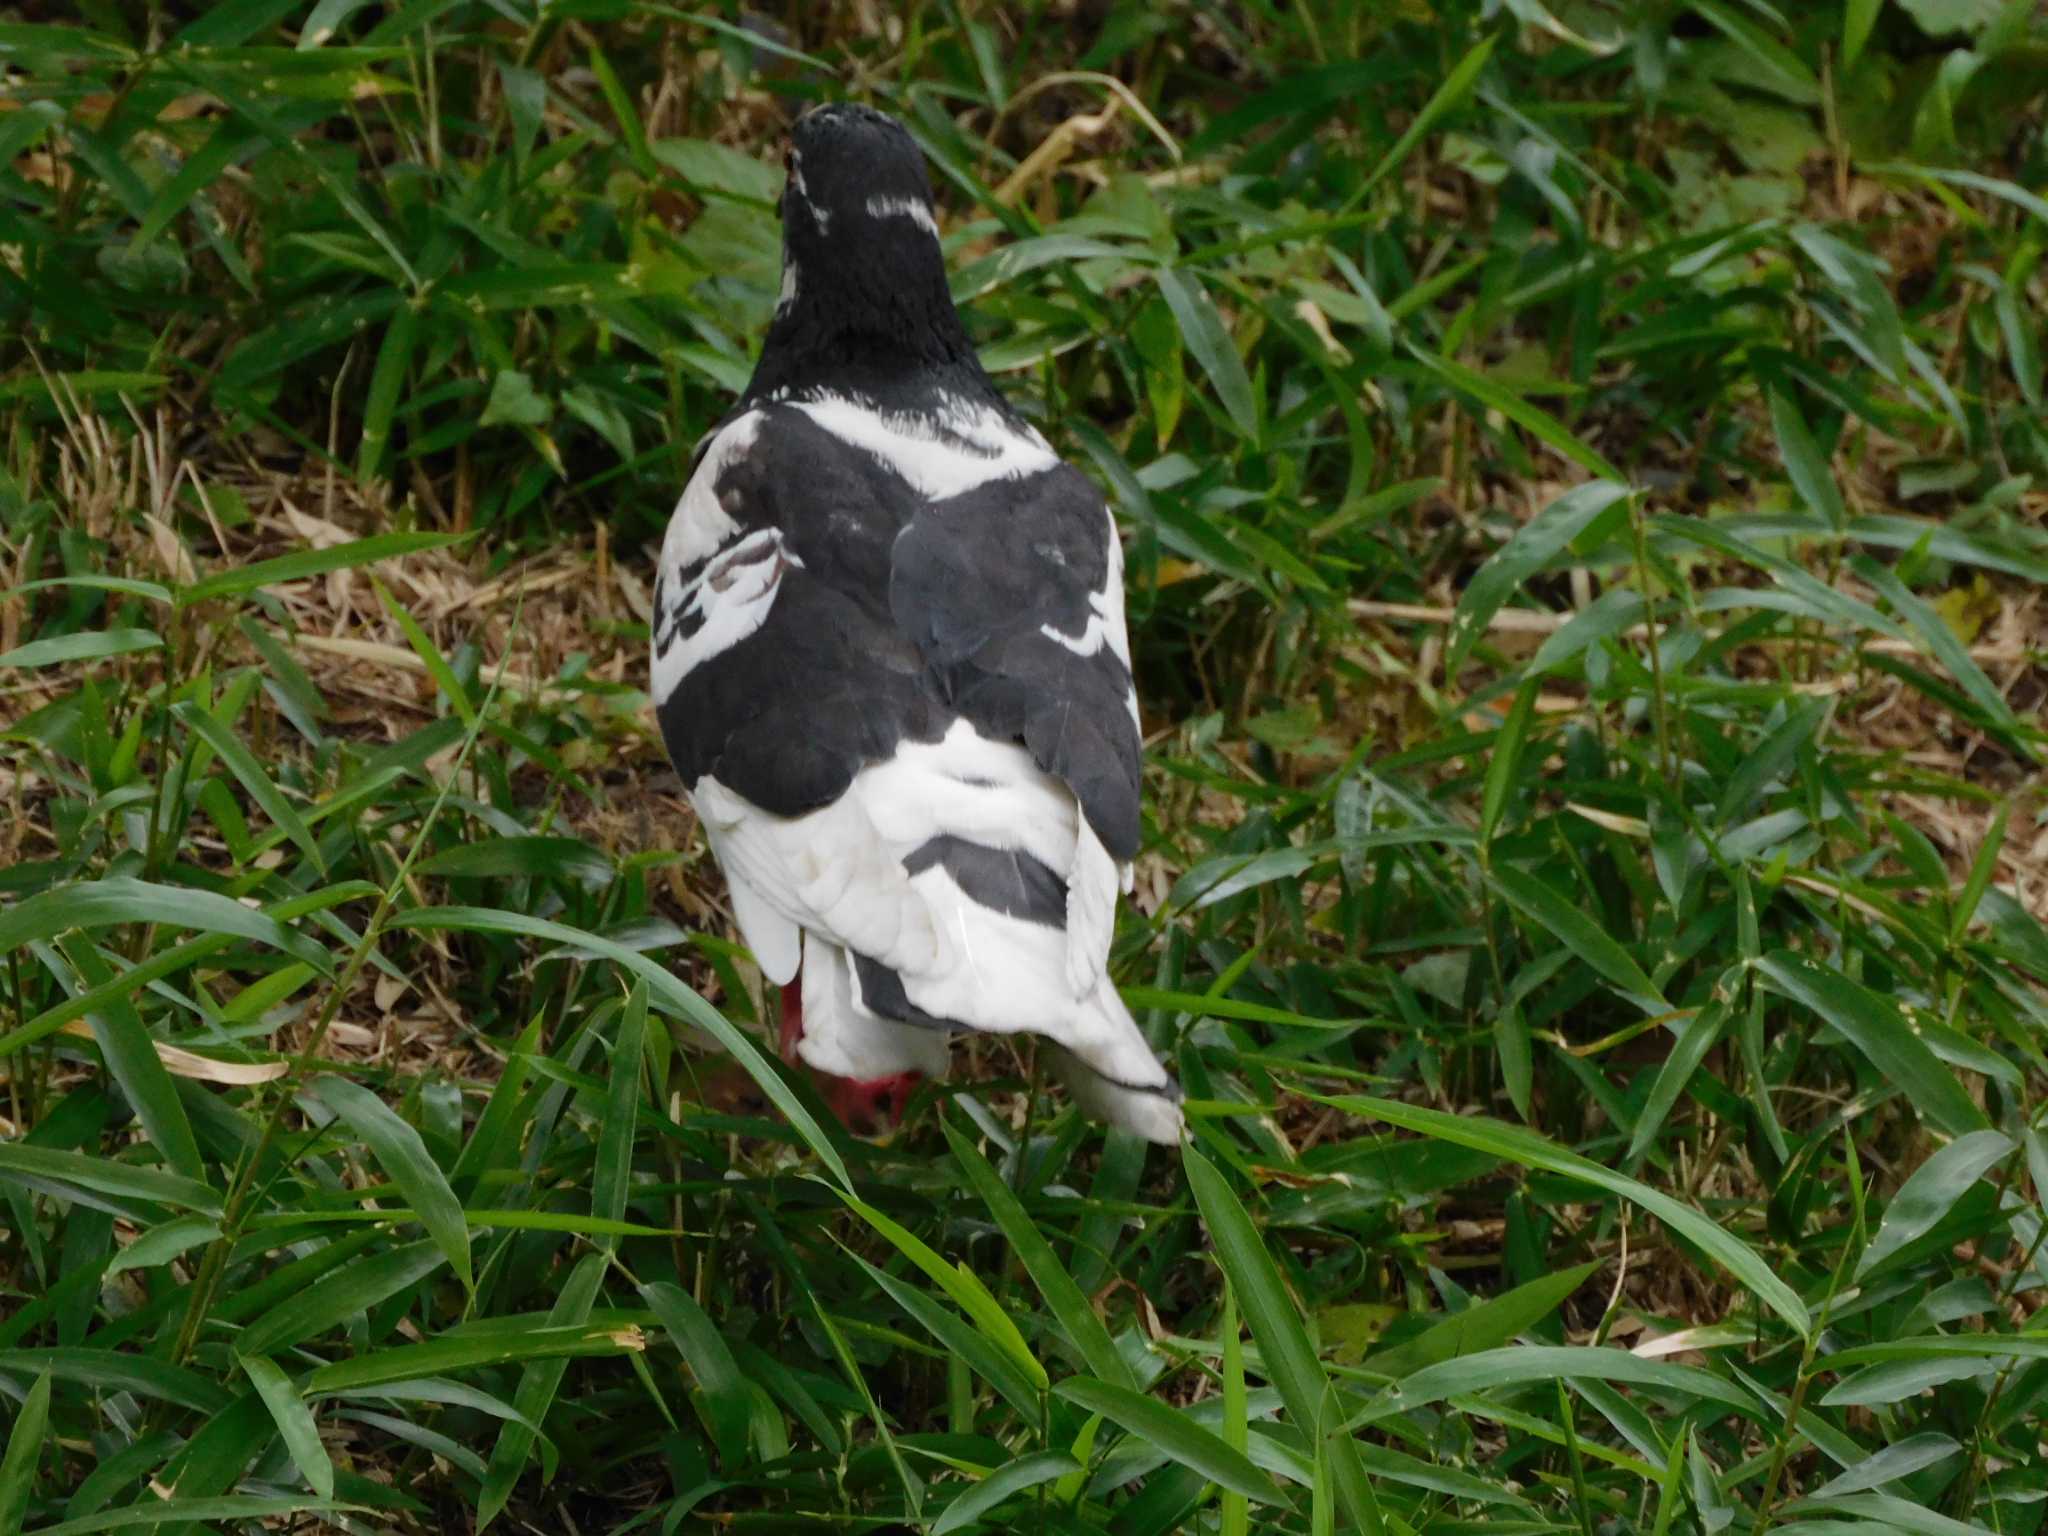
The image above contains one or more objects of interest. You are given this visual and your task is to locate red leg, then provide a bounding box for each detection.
[778,963,804,1064]
[822,1071,923,1138]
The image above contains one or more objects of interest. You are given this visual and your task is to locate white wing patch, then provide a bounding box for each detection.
[651,411,806,706]
[650,527,801,704]
[659,411,762,580]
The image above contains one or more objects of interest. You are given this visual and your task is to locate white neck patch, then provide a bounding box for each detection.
[865,194,939,237]
[792,394,1055,501]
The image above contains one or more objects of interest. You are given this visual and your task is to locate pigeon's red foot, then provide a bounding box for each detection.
[778,974,804,1064]
[777,964,919,1136]
[820,1071,922,1139]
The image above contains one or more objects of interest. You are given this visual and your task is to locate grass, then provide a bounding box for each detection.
[2,1,2047,1533]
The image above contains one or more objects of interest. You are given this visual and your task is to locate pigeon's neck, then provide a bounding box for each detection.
[739,241,996,413]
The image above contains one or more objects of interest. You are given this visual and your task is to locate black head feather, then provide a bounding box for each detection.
[741,104,989,408]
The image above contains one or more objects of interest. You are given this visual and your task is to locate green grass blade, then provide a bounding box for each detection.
[942,1113,1134,1389]
[1056,1375,1290,1505]
[388,907,850,1189]
[1312,1096,1811,1335]
[179,532,468,606]
[931,1451,1080,1536]
[173,700,326,875]
[0,1371,50,1536]
[299,1076,472,1293]
[1755,951,1988,1137]
[237,1356,335,1500]
[837,1191,1048,1393]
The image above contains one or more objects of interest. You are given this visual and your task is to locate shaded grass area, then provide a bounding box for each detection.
[3,3,2048,1534]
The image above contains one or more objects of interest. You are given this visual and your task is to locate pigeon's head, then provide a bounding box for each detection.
[781,103,941,255]
[746,102,986,404]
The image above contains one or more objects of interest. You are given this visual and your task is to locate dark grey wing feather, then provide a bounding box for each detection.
[888,463,1141,860]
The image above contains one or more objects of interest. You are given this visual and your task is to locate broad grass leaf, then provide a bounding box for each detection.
[931,1451,1081,1536]
[1350,1344,1758,1425]
[1692,2,1821,101]
[640,1282,749,1467]
[30,1498,361,1536]
[0,1144,220,1216]
[1447,481,1632,671]
[0,877,331,982]
[942,1115,1133,1390]
[1480,679,1540,845]
[0,1348,228,1413]
[371,573,472,722]
[1788,1493,2003,1536]
[1494,1001,1533,1121]
[1851,556,2028,747]
[1951,803,2010,944]
[0,97,65,162]
[649,137,781,203]
[1822,1357,2002,1408]
[0,629,162,669]
[419,836,613,885]
[1056,1376,1290,1505]
[59,937,205,1181]
[1855,1130,2013,1281]
[1184,1145,1328,1430]
[850,1254,1044,1423]
[1626,997,1732,1164]
[1755,951,1988,1137]
[238,1356,334,1500]
[955,234,1147,298]
[180,532,466,605]
[304,1322,640,1397]
[173,700,325,874]
[1313,1096,1810,1334]
[1843,0,1883,67]
[1715,697,1828,825]
[389,907,850,1189]
[1656,515,1908,639]
[1156,268,1259,441]
[0,575,172,605]
[1862,162,2048,226]
[477,1254,606,1528]
[1844,513,2048,584]
[1529,589,1647,674]
[1174,828,1468,911]
[1353,35,1495,200]
[236,1240,447,1357]
[838,1192,1046,1393]
[1364,1261,1600,1380]
[300,1076,472,1293]
[1415,350,1625,482]
[1810,1434,1961,1497]
[1769,388,1846,528]
[1221,1283,1249,1536]
[105,1215,220,1278]
[1489,863,1669,1011]
[1184,1147,1379,1531]
[593,981,647,1250]
[313,1376,546,1438]
[0,1370,49,1536]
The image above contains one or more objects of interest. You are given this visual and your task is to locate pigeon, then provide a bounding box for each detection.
[650,103,1182,1145]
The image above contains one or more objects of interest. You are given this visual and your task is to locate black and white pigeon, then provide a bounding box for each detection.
[650,103,1182,1145]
